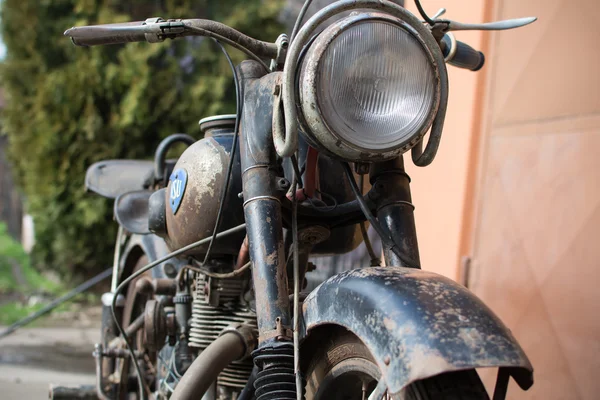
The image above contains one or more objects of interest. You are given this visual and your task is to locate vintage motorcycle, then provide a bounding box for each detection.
[64,1,537,399]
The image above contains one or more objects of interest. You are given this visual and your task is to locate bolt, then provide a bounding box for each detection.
[276,177,291,191]
[354,162,370,175]
[163,263,177,278]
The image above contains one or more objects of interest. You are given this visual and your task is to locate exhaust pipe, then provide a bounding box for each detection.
[171,325,256,400]
[49,384,97,399]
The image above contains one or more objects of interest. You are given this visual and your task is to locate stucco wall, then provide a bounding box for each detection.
[404,0,488,280]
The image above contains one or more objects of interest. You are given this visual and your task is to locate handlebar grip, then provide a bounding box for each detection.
[441,33,485,71]
[64,21,148,46]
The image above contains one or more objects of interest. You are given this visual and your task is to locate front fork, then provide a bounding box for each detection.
[239,62,296,398]
[369,156,421,269]
[238,61,423,398]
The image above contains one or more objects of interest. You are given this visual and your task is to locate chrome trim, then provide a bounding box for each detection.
[198,114,237,125]
[242,196,281,207]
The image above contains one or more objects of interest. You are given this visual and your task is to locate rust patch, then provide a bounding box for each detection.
[383,317,397,332]
[458,328,484,349]
[302,265,533,393]
[163,137,244,255]
[266,250,278,266]
[408,345,453,377]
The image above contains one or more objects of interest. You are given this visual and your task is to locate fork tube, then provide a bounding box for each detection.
[370,156,421,268]
[238,61,292,344]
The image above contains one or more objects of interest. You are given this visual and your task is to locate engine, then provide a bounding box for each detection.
[189,271,257,394]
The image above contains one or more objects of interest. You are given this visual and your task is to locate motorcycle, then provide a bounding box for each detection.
[64,1,537,399]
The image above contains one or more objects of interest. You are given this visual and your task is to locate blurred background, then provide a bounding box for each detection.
[0,0,597,399]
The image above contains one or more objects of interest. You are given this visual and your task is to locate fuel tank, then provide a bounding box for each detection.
[161,115,245,256]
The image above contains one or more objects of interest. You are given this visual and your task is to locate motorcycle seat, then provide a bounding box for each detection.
[85,159,156,199]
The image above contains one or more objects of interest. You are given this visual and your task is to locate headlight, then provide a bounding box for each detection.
[298,12,441,162]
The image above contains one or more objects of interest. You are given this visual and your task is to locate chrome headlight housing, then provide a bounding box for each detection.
[298,12,442,162]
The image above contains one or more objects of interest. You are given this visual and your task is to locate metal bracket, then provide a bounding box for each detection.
[143,18,186,43]
[270,34,289,72]
[493,368,511,400]
[259,316,293,342]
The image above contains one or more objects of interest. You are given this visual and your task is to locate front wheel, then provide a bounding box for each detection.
[304,330,490,400]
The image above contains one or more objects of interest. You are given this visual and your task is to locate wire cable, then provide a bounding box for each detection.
[342,163,418,269]
[414,0,436,25]
[358,175,380,266]
[202,39,242,265]
[291,0,314,43]
[291,159,302,400]
[313,188,338,211]
[110,223,246,400]
[183,25,270,71]
[290,154,304,188]
[185,261,251,279]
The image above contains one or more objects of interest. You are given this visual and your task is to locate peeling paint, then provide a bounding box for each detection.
[302,266,534,394]
[163,136,245,255]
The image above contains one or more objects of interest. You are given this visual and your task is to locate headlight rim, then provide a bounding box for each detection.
[298,11,442,162]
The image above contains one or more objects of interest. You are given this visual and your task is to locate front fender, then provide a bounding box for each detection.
[301,267,533,395]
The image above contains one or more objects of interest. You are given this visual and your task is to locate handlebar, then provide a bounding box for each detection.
[64,21,148,46]
[441,33,485,71]
[64,18,278,59]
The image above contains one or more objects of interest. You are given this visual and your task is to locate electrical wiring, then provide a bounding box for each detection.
[358,174,381,266]
[291,162,302,400]
[291,0,314,43]
[202,39,243,265]
[183,25,270,71]
[185,261,251,279]
[342,162,418,269]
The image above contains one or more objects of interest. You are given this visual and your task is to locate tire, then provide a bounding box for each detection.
[304,330,489,400]
[119,256,153,400]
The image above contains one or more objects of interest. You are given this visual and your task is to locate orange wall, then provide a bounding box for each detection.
[403,1,488,280]
[469,0,600,397]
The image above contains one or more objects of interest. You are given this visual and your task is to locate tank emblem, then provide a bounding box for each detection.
[169,168,188,215]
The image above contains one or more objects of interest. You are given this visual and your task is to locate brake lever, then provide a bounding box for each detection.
[413,0,536,35]
[443,17,537,32]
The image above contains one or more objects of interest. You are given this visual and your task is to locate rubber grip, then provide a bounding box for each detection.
[441,34,485,71]
[64,21,148,46]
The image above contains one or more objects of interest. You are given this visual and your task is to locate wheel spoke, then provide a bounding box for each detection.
[361,381,368,400]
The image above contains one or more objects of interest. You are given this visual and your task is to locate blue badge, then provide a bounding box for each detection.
[169,169,187,215]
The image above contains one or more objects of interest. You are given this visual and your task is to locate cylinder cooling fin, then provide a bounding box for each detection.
[189,272,257,390]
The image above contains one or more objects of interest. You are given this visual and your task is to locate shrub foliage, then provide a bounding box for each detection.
[0,0,283,279]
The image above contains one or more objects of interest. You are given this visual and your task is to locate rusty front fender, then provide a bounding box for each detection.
[301,267,533,396]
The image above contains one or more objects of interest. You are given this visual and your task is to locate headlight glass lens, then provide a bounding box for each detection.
[317,21,436,151]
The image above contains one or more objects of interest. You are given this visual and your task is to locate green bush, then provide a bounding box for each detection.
[0,222,59,293]
[0,0,283,280]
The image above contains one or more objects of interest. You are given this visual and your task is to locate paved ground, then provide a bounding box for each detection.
[0,326,100,399]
